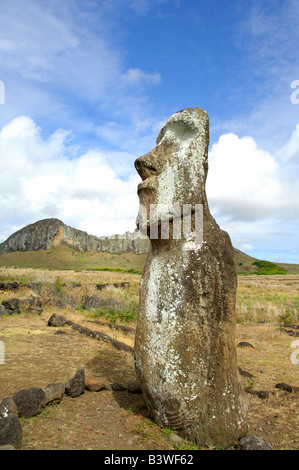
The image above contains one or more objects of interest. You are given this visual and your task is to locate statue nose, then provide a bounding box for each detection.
[135,154,158,181]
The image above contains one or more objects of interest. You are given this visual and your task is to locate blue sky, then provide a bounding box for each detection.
[0,0,299,263]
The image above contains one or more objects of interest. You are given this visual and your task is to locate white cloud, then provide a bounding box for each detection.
[241,243,254,253]
[206,127,299,261]
[1,114,299,264]
[276,123,299,162]
[0,115,140,241]
[120,68,161,88]
[206,132,298,221]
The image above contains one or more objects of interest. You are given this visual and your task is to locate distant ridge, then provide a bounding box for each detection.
[0,218,298,274]
[0,218,150,255]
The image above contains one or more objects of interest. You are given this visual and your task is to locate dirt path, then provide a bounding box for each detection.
[1,311,298,450]
[0,312,173,450]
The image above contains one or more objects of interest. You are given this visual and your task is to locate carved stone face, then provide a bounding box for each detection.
[135,108,209,232]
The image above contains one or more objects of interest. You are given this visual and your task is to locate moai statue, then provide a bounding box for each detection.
[134,108,248,448]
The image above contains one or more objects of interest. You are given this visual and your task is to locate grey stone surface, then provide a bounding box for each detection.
[65,368,85,398]
[0,304,9,317]
[13,387,46,418]
[237,434,273,450]
[0,398,18,418]
[47,313,69,327]
[0,217,150,255]
[0,398,22,449]
[134,107,248,448]
[43,382,65,404]
[127,381,142,394]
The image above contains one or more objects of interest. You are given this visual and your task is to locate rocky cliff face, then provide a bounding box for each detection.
[0,218,150,255]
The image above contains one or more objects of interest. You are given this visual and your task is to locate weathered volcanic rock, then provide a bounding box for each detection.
[43,382,65,404]
[65,368,85,398]
[12,387,46,418]
[0,218,150,255]
[134,107,248,448]
[0,397,22,450]
[237,434,273,450]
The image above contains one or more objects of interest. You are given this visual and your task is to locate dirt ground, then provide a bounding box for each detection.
[0,309,298,450]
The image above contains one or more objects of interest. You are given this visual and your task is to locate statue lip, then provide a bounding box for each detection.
[137,180,151,194]
[137,170,157,194]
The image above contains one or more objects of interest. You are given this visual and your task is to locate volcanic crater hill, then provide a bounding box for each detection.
[1,218,297,275]
[0,218,150,255]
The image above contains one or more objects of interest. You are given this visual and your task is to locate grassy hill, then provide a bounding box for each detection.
[0,244,298,275]
[0,245,147,273]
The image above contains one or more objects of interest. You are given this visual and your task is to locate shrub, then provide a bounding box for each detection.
[54,276,64,293]
[252,260,287,275]
[88,297,139,323]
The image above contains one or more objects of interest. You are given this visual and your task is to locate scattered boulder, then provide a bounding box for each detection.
[168,432,184,444]
[127,381,142,394]
[0,444,16,450]
[245,388,269,400]
[0,416,22,450]
[275,383,299,393]
[1,296,43,316]
[89,319,135,335]
[237,342,254,349]
[13,387,46,418]
[47,313,69,327]
[95,282,130,290]
[111,383,126,391]
[2,299,21,314]
[43,382,65,405]
[0,282,19,291]
[27,307,43,315]
[282,324,299,330]
[238,367,254,379]
[0,398,22,449]
[283,329,299,337]
[0,398,18,418]
[25,296,42,307]
[85,379,109,392]
[24,282,41,292]
[0,305,9,317]
[81,295,103,310]
[237,434,273,450]
[65,368,85,398]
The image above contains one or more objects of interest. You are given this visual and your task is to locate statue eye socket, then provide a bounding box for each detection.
[157,122,198,144]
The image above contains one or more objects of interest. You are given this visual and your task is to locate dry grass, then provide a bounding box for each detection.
[0,268,298,449]
[236,275,299,325]
[0,265,141,285]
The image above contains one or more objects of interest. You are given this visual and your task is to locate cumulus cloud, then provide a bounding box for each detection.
[1,114,299,264]
[206,128,299,260]
[0,115,140,242]
[206,132,298,221]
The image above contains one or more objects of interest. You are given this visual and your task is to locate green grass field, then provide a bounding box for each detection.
[0,244,298,275]
[0,245,147,273]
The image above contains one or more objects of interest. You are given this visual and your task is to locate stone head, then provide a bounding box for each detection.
[135,107,209,233]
